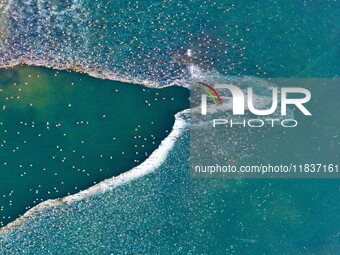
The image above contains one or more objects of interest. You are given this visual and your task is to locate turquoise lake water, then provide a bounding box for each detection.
[0,65,189,227]
[0,0,339,254]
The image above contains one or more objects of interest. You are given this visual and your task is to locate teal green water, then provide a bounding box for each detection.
[0,0,339,254]
[0,130,338,254]
[0,65,189,227]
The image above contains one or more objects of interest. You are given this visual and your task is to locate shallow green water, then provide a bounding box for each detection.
[0,0,338,254]
[0,65,189,227]
[0,129,338,255]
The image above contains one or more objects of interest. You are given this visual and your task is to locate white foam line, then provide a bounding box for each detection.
[0,61,189,89]
[0,109,190,233]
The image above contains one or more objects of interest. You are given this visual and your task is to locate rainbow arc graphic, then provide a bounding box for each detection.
[197,82,223,105]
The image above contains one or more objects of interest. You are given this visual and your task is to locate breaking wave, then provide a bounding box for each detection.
[0,0,286,232]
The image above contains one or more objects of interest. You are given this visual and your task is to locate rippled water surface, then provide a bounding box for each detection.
[0,0,339,254]
[0,65,189,227]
